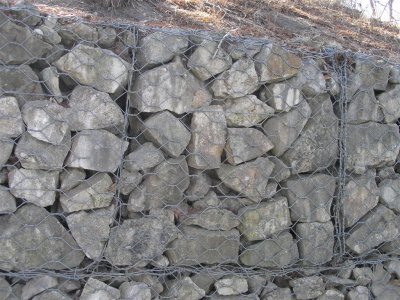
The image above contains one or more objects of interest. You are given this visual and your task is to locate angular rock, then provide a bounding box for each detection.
[9,168,59,207]
[60,168,86,191]
[132,57,211,114]
[378,84,400,123]
[163,277,205,300]
[187,105,227,169]
[346,204,400,254]
[119,282,151,300]
[217,158,275,202]
[124,142,164,172]
[58,23,99,46]
[54,44,129,94]
[240,231,299,267]
[143,111,190,158]
[284,174,336,223]
[166,225,240,265]
[353,267,373,286]
[22,276,58,300]
[238,197,291,241]
[380,178,400,213]
[347,286,369,300]
[296,221,334,265]
[190,274,221,295]
[269,157,291,183]
[0,277,11,300]
[118,168,142,195]
[80,278,120,300]
[260,80,302,112]
[222,41,262,60]
[40,67,63,103]
[289,276,324,300]
[185,170,212,201]
[352,58,390,92]
[317,289,344,300]
[345,122,400,174]
[223,95,274,127]
[60,173,114,213]
[66,129,128,172]
[181,208,240,230]
[225,128,274,165]
[347,89,382,124]
[215,276,248,296]
[0,96,24,138]
[211,58,259,98]
[295,58,326,96]
[37,23,62,45]
[262,286,293,300]
[0,204,84,270]
[263,99,311,157]
[9,3,42,26]
[281,94,338,174]
[0,186,16,213]
[0,138,13,166]
[97,27,117,48]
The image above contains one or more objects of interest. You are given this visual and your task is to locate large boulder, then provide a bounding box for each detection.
[0,96,24,138]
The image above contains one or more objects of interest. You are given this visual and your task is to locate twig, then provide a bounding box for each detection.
[212,28,238,59]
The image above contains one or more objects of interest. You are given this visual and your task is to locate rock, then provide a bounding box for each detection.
[58,23,99,46]
[317,289,344,300]
[40,67,63,103]
[386,260,400,278]
[37,23,62,45]
[66,129,128,172]
[57,279,81,294]
[269,157,291,183]
[15,131,71,170]
[118,168,142,195]
[131,275,163,298]
[163,277,205,300]
[380,237,400,255]
[371,283,400,300]
[9,168,59,207]
[347,286,369,300]
[247,275,268,296]
[181,208,240,230]
[353,267,373,285]
[60,168,86,191]
[0,204,84,270]
[0,65,44,107]
[347,89,382,124]
[223,95,275,127]
[97,27,117,48]
[389,66,400,83]
[281,94,338,174]
[143,111,190,158]
[238,197,291,241]
[132,57,211,114]
[187,105,227,169]
[32,290,72,300]
[9,2,42,26]
[105,216,178,266]
[289,276,324,300]
[222,40,262,60]
[346,122,400,174]
[217,158,275,202]
[150,254,169,268]
[211,58,259,98]
[21,276,58,300]
[136,32,188,68]
[191,274,220,294]
[0,138,13,166]
[240,231,299,267]
[60,173,114,213]
[209,294,259,300]
[80,278,120,300]
[284,174,336,223]
[0,96,24,138]
[262,286,293,300]
[54,44,129,94]
[215,276,248,296]
[262,99,311,157]
[378,84,400,123]
[295,221,334,265]
[0,277,11,300]
[260,80,302,112]
[0,186,16,213]
[225,128,273,165]
[185,170,212,201]
[346,204,399,254]
[254,44,301,83]
[352,58,390,92]
[166,225,240,265]
[124,142,164,172]
[295,59,326,96]
[119,281,151,300]
[65,86,124,131]
[188,41,232,81]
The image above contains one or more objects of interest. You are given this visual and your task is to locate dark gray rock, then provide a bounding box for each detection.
[124,142,164,172]
[0,96,24,138]
[80,278,120,300]
[353,267,373,286]
[269,157,291,183]
[289,276,324,300]
[347,286,369,300]
[97,27,117,48]
[185,170,212,201]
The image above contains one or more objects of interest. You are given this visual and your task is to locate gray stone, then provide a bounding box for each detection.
[217,158,275,202]
[316,289,344,300]
[347,286,369,300]
[143,111,190,158]
[262,99,311,157]
[284,174,336,223]
[352,58,390,92]
[389,66,400,83]
[281,94,338,174]
[222,41,262,60]
[289,276,324,300]
[188,41,232,81]
[136,32,188,68]
[247,275,268,296]
[124,142,164,172]
[131,275,163,298]
[191,191,221,209]
[296,221,334,265]
[378,84,400,123]
[97,27,117,48]
[346,204,400,254]
[380,237,400,255]
[181,208,240,230]
[269,157,291,183]
[0,96,24,138]
[40,67,63,103]
[80,278,120,300]
[215,276,248,296]
[166,225,240,265]
[295,59,326,96]
[9,3,42,26]
[191,274,220,294]
[105,216,178,266]
[225,128,274,165]
[0,138,13,166]
[6,283,23,300]
[57,279,81,294]
[185,170,212,201]
[223,95,275,127]
[0,204,84,271]
[262,286,293,300]
[352,267,373,285]
[240,231,299,267]
[58,23,99,46]
[371,283,400,300]
[260,80,302,112]
[254,44,301,83]
[31,290,72,300]
[22,276,58,300]
[347,89,382,124]
[187,105,227,169]
[150,254,169,268]
[60,173,114,213]
[386,260,400,278]
[54,44,129,94]
[119,281,151,300]
[60,168,86,191]
[37,23,62,45]
[238,197,291,241]
[209,294,260,300]
[132,57,211,114]
[118,168,142,196]
[9,168,59,207]
[211,58,259,98]
[66,129,128,172]
[0,277,11,300]
[0,186,16,213]
[163,277,205,300]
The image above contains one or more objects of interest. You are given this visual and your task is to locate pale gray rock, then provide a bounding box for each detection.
[97,27,117,48]
[209,294,260,300]
[222,41,262,60]
[215,276,248,296]
[0,186,16,213]
[131,57,211,114]
[187,105,227,169]
[371,283,400,300]
[225,128,274,165]
[269,157,291,183]
[296,221,334,265]
[37,23,62,45]
[238,197,291,241]
[181,207,240,230]
[66,129,128,172]
[240,231,299,267]
[163,277,205,300]
[31,290,72,300]
[316,289,344,300]
[346,204,400,254]
[40,67,63,103]
[0,138,13,166]
[131,274,164,298]
[347,286,369,300]
[223,95,275,127]
[60,173,114,213]
[9,2,42,26]
[353,267,373,286]
[211,58,259,98]
[389,66,400,83]
[5,283,23,300]
[118,168,142,195]
[166,225,240,265]
[295,58,326,96]
[247,275,268,296]
[380,237,400,255]
[57,279,81,294]
[124,142,164,172]
[54,44,129,94]
[262,286,293,300]
[119,281,151,300]
[351,58,390,92]
[58,23,98,46]
[0,277,11,300]
[289,276,324,300]
[191,274,220,294]
[378,84,400,123]
[260,80,302,112]
[143,111,190,158]
[22,276,58,300]
[0,204,84,270]
[60,168,86,191]
[80,278,120,300]
[8,168,59,207]
[185,170,212,201]
[347,89,383,124]
[0,96,24,138]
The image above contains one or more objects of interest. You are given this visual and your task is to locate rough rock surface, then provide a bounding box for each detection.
[21,276,58,300]
[80,278,120,300]
[118,168,142,195]
[347,89,383,124]
[0,186,17,213]
[295,58,326,96]
[260,80,302,112]
[119,282,151,300]
[40,67,63,103]
[289,276,325,300]
[60,168,86,191]
[347,286,369,300]
[379,178,400,213]
[181,208,240,230]
[124,142,164,172]
[269,157,291,182]
[185,170,212,201]
[378,84,400,123]
[163,277,205,300]
[0,96,24,138]
[215,276,248,296]
[0,138,13,166]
